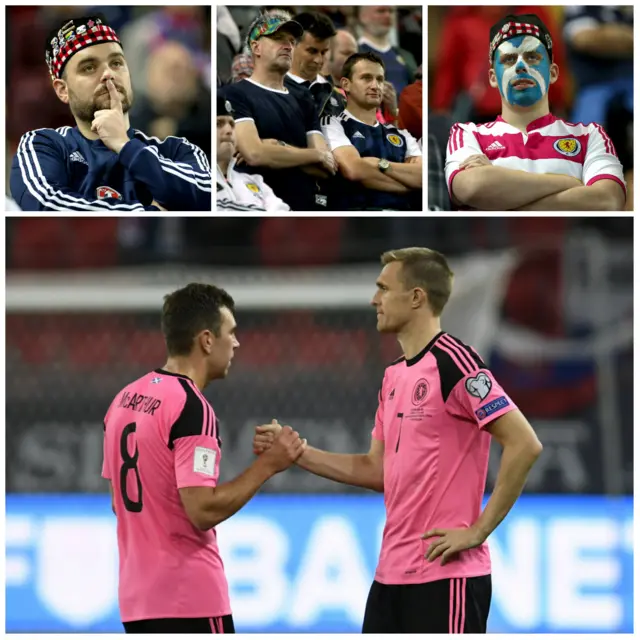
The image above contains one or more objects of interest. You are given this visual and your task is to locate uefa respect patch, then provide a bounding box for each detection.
[475,395,510,420]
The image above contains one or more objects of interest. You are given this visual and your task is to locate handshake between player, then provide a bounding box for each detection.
[255,424,307,473]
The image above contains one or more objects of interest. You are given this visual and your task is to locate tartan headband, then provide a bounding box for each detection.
[489,17,553,66]
[45,16,121,80]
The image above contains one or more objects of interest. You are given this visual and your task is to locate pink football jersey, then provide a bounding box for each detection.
[102,369,231,622]
[372,332,517,585]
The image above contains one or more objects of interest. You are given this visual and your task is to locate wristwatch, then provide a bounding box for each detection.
[378,158,390,173]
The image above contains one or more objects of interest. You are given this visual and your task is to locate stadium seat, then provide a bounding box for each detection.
[258,218,345,266]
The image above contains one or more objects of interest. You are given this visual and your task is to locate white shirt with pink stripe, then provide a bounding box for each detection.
[445,114,626,206]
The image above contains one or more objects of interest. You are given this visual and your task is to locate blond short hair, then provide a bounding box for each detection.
[381,247,454,316]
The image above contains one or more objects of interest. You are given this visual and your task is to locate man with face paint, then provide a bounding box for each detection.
[445,13,626,211]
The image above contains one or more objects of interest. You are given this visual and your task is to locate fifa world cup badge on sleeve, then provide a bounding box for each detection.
[194,446,216,476]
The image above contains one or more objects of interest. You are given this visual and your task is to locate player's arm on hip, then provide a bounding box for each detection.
[472,410,543,540]
[234,120,322,169]
[295,435,384,492]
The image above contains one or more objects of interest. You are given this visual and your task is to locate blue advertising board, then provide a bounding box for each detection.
[6,494,633,633]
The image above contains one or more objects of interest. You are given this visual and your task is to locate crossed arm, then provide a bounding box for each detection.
[234,121,331,173]
[452,154,624,211]
[333,146,422,193]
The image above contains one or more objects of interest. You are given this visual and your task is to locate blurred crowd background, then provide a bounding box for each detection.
[428,5,634,211]
[217,5,422,97]
[5,5,212,197]
[6,216,632,633]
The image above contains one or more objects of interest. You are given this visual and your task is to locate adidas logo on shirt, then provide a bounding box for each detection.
[485,141,505,151]
[352,131,366,139]
[70,151,87,165]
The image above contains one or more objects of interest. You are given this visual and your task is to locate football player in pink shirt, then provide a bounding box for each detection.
[254,247,543,633]
[445,13,626,211]
[102,283,305,633]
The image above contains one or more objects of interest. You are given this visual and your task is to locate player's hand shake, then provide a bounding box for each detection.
[254,419,308,456]
[253,419,281,454]
[259,425,306,472]
[421,526,486,566]
[91,78,129,154]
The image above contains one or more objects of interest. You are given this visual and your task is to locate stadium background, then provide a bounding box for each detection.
[6,216,633,633]
[217,5,422,84]
[5,5,212,203]
[427,5,634,211]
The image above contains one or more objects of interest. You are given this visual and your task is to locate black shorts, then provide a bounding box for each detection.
[362,575,491,634]
[123,614,235,634]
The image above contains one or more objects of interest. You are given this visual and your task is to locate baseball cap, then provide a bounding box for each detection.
[247,13,304,45]
[489,14,553,66]
[217,91,234,117]
[45,14,121,80]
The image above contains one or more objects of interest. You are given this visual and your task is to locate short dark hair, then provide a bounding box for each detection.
[293,11,337,40]
[161,283,235,356]
[381,248,454,317]
[341,51,385,80]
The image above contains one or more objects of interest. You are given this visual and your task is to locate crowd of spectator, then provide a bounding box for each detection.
[217,5,423,211]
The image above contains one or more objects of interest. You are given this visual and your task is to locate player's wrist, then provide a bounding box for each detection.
[469,521,490,544]
[253,455,279,478]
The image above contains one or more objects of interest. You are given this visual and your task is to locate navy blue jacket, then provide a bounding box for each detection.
[10,126,211,211]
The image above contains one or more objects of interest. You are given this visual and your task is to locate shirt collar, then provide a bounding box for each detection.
[496,113,557,132]
[358,36,392,53]
[216,156,236,182]
[344,109,379,127]
[286,71,328,86]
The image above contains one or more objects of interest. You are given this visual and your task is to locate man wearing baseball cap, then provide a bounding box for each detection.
[445,13,625,211]
[222,10,337,211]
[10,15,211,211]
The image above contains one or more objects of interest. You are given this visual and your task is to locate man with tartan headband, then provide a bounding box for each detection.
[10,14,211,211]
[445,12,625,211]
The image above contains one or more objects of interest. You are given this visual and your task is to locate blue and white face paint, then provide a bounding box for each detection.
[493,35,550,107]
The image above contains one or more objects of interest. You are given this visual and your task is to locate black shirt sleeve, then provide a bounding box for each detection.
[225,84,256,122]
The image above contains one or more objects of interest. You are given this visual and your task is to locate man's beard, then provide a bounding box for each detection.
[68,86,133,123]
[269,55,291,74]
[367,23,390,38]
